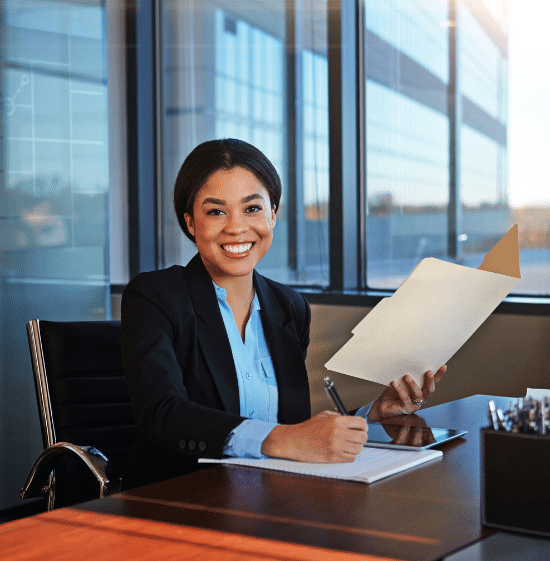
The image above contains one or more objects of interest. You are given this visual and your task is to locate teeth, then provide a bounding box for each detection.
[222,243,253,254]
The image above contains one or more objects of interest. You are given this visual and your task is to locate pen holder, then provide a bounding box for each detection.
[481,428,550,537]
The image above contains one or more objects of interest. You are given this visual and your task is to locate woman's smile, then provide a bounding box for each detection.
[221,242,254,255]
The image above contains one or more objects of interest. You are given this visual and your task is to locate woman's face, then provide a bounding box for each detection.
[184,166,276,284]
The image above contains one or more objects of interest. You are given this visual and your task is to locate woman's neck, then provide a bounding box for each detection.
[213,273,254,309]
[213,274,254,341]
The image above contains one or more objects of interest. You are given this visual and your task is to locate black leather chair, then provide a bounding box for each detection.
[20,320,138,510]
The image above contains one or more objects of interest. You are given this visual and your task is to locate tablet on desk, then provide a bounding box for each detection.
[365,422,467,451]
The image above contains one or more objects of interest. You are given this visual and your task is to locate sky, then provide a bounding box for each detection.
[508,0,550,207]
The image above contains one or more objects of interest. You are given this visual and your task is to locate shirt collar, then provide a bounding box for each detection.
[212,281,261,312]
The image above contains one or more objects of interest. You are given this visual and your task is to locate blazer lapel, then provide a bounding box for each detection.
[254,272,311,424]
[183,254,240,415]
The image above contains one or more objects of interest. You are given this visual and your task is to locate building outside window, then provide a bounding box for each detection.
[160,0,329,286]
[0,0,109,510]
[159,0,549,296]
[364,0,508,289]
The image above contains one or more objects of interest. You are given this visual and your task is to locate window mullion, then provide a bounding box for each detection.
[328,0,359,291]
[448,0,462,261]
[127,0,158,277]
[285,1,306,281]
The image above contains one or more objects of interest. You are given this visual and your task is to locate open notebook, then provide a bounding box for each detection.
[198,447,442,484]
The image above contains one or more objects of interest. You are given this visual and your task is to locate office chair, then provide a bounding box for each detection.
[20,320,138,510]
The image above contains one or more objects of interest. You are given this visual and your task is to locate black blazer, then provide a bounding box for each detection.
[119,253,312,489]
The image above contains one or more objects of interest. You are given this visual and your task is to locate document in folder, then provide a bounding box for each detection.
[325,225,521,387]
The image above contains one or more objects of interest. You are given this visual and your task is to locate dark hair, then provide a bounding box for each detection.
[173,138,282,242]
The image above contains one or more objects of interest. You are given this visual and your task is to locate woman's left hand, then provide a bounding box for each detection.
[367,365,447,422]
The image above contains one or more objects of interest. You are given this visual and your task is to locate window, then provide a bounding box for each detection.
[0,0,109,509]
[154,0,549,297]
[160,0,329,286]
[363,0,550,296]
[507,1,550,295]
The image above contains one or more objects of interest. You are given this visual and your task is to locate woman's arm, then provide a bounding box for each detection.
[121,271,245,458]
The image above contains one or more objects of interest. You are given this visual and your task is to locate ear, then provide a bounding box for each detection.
[271,206,277,228]
[184,213,195,237]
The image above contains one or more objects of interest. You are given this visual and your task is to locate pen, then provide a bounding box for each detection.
[324,377,349,416]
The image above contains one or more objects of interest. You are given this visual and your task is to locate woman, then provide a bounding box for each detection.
[119,138,445,489]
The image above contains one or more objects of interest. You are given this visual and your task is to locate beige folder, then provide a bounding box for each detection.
[325,225,521,387]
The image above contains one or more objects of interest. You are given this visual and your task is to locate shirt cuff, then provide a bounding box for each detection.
[355,401,373,419]
[223,419,278,458]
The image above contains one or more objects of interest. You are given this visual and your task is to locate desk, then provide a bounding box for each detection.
[1,395,544,560]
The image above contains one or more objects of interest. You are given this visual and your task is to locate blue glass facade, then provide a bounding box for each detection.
[366,0,449,83]
[0,0,109,509]
[161,1,329,285]
[364,0,509,289]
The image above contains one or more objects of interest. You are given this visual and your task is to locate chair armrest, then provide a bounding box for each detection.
[20,442,121,501]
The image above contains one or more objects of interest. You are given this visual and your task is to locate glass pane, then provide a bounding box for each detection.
[160,0,329,286]
[0,0,109,509]
[454,2,510,273]
[364,0,450,288]
[301,48,329,285]
[364,0,549,295]
[507,1,550,295]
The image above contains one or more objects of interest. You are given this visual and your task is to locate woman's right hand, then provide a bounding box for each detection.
[261,411,367,463]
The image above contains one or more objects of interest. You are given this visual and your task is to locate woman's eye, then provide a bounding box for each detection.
[245,204,262,213]
[207,208,224,216]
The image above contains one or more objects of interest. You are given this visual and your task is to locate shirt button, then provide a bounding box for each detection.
[249,410,255,417]
[188,440,196,451]
[246,372,252,379]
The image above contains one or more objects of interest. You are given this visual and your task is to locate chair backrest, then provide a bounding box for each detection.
[27,319,138,504]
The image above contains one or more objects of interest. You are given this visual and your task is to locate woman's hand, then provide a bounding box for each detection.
[367,365,447,423]
[261,411,367,463]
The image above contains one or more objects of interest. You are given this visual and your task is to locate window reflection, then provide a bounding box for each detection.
[0,0,109,510]
[364,0,511,290]
[161,0,329,286]
[160,0,549,295]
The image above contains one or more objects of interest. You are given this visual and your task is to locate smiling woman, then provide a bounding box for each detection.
[118,138,444,490]
[184,167,277,291]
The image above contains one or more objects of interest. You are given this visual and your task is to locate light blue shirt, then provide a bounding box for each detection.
[213,282,279,458]
[214,281,373,458]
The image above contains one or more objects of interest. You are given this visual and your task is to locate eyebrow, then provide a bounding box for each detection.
[201,194,265,205]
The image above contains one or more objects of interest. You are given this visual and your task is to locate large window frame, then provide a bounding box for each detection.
[122,0,550,314]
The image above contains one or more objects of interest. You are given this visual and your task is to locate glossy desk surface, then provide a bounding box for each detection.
[1,395,516,560]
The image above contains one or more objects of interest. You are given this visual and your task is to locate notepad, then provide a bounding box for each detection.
[198,447,442,483]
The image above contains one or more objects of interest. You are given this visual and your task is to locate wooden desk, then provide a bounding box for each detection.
[0,395,511,560]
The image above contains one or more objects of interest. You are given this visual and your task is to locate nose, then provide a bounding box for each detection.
[224,211,247,234]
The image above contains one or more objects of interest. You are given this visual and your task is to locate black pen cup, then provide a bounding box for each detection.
[481,428,550,537]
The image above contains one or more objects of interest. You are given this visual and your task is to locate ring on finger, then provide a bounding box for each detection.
[412,397,424,406]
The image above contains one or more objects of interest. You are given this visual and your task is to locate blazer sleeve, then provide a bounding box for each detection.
[121,269,245,459]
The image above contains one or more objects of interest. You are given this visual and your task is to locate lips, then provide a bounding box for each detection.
[221,243,254,255]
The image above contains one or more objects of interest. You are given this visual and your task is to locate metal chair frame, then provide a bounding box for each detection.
[20,319,122,510]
